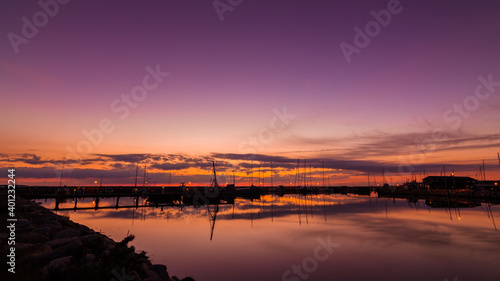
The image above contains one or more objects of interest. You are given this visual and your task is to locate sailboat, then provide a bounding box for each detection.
[222,165,261,198]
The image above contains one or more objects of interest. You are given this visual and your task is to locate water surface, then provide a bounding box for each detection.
[35,194,500,281]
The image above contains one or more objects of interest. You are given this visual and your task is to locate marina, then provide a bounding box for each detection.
[26,192,500,281]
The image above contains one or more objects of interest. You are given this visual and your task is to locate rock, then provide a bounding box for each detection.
[16,218,33,228]
[45,237,80,249]
[40,223,63,235]
[103,237,116,247]
[142,262,151,272]
[145,269,161,281]
[17,231,50,243]
[16,219,37,233]
[33,226,53,238]
[17,204,34,213]
[46,256,72,271]
[21,210,44,220]
[17,244,52,266]
[39,239,82,265]
[130,270,142,281]
[150,264,169,281]
[81,234,106,250]
[85,254,95,261]
[38,219,63,228]
[53,227,81,239]
[76,224,93,233]
[11,198,189,281]
[58,218,77,228]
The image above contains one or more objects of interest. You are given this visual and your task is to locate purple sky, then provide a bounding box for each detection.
[1,0,500,185]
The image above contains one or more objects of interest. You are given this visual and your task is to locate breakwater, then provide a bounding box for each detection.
[1,197,195,281]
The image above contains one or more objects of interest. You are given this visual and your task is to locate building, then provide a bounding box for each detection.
[423,176,476,190]
[476,180,500,191]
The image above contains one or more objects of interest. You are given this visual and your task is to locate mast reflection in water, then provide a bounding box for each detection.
[35,194,500,281]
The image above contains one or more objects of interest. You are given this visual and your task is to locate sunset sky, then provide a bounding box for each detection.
[1,0,499,186]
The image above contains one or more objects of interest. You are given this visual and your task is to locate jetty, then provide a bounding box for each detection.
[0,197,195,281]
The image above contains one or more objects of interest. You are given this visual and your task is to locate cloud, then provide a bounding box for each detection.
[8,154,58,165]
[94,153,152,163]
[211,152,488,176]
[151,162,197,171]
[5,132,497,184]
[287,131,500,160]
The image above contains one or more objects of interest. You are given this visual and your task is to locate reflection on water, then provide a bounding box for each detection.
[35,194,500,281]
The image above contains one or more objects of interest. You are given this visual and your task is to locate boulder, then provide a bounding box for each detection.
[145,269,161,281]
[81,234,106,250]
[85,253,95,261]
[16,219,37,233]
[39,239,82,265]
[38,219,63,228]
[150,264,169,281]
[16,218,33,228]
[18,231,50,244]
[17,244,52,265]
[53,227,81,239]
[46,256,72,271]
[45,237,80,249]
[33,226,53,238]
[40,223,63,235]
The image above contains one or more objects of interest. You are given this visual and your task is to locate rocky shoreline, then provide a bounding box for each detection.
[1,197,195,281]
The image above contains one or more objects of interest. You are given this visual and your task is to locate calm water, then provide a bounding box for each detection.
[35,194,500,281]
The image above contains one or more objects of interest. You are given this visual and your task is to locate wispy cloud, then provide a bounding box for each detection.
[287,131,500,159]
[3,129,498,184]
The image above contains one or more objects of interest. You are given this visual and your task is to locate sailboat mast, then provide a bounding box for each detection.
[259,164,261,187]
[382,166,387,185]
[143,163,147,187]
[483,159,486,181]
[59,163,64,187]
[295,159,300,187]
[322,161,325,187]
[212,161,218,187]
[250,161,253,186]
[309,165,312,187]
[304,159,307,187]
[270,162,273,188]
[134,162,138,188]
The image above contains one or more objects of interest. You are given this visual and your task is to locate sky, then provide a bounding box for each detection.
[1,0,500,186]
